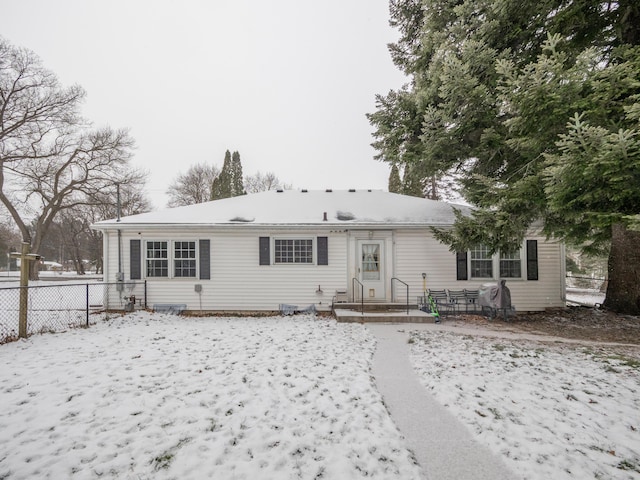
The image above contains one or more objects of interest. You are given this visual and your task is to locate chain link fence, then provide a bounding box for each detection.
[565,275,606,307]
[566,274,606,291]
[0,281,147,344]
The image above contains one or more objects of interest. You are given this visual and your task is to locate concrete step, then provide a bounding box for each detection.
[333,302,422,312]
[333,308,437,323]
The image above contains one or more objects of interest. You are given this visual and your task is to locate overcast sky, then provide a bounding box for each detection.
[2,0,407,209]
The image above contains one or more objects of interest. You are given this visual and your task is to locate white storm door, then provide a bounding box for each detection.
[358,240,386,300]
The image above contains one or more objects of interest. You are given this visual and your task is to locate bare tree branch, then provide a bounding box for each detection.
[0,37,145,278]
[166,162,219,207]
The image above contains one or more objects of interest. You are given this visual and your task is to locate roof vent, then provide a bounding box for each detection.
[348,189,356,192]
[276,189,283,193]
[326,189,332,193]
[301,189,308,193]
[323,212,328,221]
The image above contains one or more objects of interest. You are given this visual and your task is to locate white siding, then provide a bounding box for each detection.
[394,230,453,301]
[103,227,564,313]
[105,228,347,312]
[393,229,565,312]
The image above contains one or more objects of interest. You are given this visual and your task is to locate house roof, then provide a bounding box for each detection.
[93,189,470,230]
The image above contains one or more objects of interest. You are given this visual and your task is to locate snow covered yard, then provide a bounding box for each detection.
[409,330,640,480]
[0,313,422,480]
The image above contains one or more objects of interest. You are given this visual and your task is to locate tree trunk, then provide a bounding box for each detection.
[28,259,41,281]
[69,238,85,275]
[603,223,640,314]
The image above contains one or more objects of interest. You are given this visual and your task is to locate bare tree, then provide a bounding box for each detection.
[166,162,219,207]
[84,182,151,273]
[41,181,151,274]
[244,171,292,193]
[0,38,143,278]
[0,215,21,270]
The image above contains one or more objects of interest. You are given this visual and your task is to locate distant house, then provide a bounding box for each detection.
[91,190,565,312]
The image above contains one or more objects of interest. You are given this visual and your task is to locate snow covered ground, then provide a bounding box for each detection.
[409,330,640,480]
[566,288,606,307]
[2,312,639,479]
[0,313,422,480]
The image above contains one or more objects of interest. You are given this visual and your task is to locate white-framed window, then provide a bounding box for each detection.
[174,241,197,277]
[468,244,523,280]
[458,241,536,282]
[499,249,522,278]
[470,245,493,278]
[274,238,313,264]
[146,241,168,277]
[145,240,198,278]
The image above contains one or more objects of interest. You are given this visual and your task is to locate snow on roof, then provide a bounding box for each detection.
[93,190,470,229]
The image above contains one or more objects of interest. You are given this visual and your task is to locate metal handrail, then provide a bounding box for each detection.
[352,277,364,315]
[391,277,410,314]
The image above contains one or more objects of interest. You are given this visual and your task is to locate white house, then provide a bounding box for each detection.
[92,189,566,313]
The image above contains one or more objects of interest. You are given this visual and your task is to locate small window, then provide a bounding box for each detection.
[274,239,313,264]
[470,245,492,278]
[500,250,522,278]
[146,241,168,277]
[174,241,196,277]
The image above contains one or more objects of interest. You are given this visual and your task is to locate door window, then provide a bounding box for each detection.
[362,244,380,280]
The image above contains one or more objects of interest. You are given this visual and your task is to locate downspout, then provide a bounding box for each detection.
[116,183,123,282]
[117,229,122,279]
[560,242,566,303]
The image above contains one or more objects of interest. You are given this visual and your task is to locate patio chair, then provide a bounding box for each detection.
[447,289,466,313]
[427,289,452,315]
[464,288,479,313]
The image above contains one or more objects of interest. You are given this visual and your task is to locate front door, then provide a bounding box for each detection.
[358,240,386,301]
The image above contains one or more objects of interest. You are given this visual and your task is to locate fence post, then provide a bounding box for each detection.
[86,283,90,327]
[18,243,29,338]
[9,243,41,339]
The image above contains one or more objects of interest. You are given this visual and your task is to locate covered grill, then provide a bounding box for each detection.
[478,280,514,320]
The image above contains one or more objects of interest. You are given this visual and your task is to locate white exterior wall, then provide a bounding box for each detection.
[102,226,565,313]
[392,229,566,312]
[104,228,348,312]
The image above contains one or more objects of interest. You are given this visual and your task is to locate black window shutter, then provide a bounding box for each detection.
[317,237,328,265]
[456,251,468,280]
[130,239,141,280]
[526,240,539,280]
[259,237,270,265]
[199,239,210,280]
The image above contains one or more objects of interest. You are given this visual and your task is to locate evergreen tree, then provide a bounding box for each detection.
[211,150,246,200]
[370,0,640,313]
[401,163,425,198]
[230,151,246,196]
[211,150,233,200]
[388,164,402,193]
